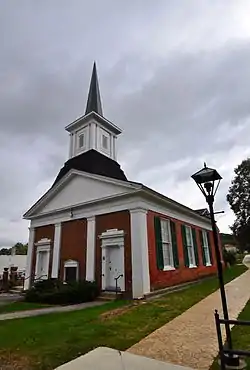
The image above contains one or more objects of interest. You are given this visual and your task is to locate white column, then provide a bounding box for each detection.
[24,226,35,290]
[86,216,96,281]
[113,137,116,160]
[130,208,150,298]
[69,133,73,158]
[51,223,62,278]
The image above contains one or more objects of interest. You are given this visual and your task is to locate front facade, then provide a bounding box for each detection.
[23,63,222,298]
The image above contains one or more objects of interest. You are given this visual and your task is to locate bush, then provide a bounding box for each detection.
[223,248,237,267]
[25,279,100,305]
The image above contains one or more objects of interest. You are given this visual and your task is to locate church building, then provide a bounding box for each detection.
[23,63,220,298]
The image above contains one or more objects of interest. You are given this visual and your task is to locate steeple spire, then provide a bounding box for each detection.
[85,62,103,116]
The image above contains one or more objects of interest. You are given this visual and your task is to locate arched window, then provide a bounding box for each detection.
[63,260,79,282]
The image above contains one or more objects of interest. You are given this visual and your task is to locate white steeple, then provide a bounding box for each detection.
[65,63,122,161]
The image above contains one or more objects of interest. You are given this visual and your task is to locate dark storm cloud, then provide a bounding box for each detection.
[1,0,250,245]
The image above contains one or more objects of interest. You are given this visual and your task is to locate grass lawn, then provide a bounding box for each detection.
[210,297,250,369]
[0,302,52,315]
[0,265,246,370]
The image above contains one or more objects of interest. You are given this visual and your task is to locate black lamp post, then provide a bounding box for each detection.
[191,164,239,368]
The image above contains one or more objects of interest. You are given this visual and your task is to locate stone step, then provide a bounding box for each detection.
[98,291,123,301]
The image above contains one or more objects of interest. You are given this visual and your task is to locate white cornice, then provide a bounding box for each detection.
[65,111,122,135]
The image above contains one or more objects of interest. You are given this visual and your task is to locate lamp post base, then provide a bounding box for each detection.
[218,355,246,370]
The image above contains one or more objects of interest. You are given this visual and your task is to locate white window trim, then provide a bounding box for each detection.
[79,133,85,148]
[160,218,175,270]
[202,230,212,267]
[63,259,79,282]
[102,134,108,150]
[35,239,51,280]
[185,226,197,269]
[100,129,110,154]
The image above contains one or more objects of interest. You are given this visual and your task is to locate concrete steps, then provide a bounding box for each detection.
[98,291,123,301]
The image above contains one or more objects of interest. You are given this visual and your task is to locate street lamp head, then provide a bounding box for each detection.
[191,163,222,200]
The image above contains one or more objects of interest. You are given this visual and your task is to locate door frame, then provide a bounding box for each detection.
[99,229,125,292]
[35,238,51,280]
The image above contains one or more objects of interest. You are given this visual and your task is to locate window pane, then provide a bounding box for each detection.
[162,242,172,266]
[160,219,170,242]
[204,247,210,264]
[202,230,208,246]
[185,226,192,245]
[102,135,108,149]
[188,246,195,265]
[79,134,84,148]
[185,226,196,266]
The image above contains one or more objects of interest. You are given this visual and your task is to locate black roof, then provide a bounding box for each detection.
[194,208,210,218]
[52,149,127,186]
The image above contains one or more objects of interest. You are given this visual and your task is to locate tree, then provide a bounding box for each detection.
[0,248,11,255]
[227,158,250,251]
[0,243,28,255]
[12,243,28,255]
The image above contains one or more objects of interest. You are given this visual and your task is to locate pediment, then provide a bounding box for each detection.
[24,170,140,218]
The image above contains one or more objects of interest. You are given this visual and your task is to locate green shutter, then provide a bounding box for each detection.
[181,225,189,267]
[199,230,206,266]
[154,217,164,270]
[170,221,179,268]
[207,231,213,265]
[192,228,199,266]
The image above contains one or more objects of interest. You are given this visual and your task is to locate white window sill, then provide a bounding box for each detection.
[189,265,197,269]
[163,266,175,271]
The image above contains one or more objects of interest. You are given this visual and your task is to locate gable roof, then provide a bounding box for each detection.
[24,169,139,218]
[24,166,212,226]
[52,149,127,187]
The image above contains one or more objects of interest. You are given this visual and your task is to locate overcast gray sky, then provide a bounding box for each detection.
[1,1,250,246]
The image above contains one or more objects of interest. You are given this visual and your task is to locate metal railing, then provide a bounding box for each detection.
[22,274,48,290]
[114,274,123,298]
[214,309,250,369]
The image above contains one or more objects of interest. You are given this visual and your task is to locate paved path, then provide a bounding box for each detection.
[128,269,250,370]
[0,301,105,321]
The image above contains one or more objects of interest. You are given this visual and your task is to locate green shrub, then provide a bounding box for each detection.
[32,278,63,292]
[223,248,237,266]
[25,279,100,305]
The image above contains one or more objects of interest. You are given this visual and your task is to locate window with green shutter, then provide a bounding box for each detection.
[181,225,197,268]
[154,217,179,270]
[206,231,213,265]
[154,217,164,270]
[200,229,212,266]
[170,221,179,268]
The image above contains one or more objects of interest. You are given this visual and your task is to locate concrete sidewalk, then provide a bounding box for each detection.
[55,347,194,370]
[128,269,250,370]
[0,301,105,320]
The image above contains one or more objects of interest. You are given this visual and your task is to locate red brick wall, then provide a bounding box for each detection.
[95,211,132,294]
[31,225,55,280]
[147,210,218,290]
[59,218,87,280]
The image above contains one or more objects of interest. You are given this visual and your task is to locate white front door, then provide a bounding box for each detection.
[106,247,122,290]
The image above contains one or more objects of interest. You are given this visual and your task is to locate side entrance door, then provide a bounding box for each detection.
[105,247,122,291]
